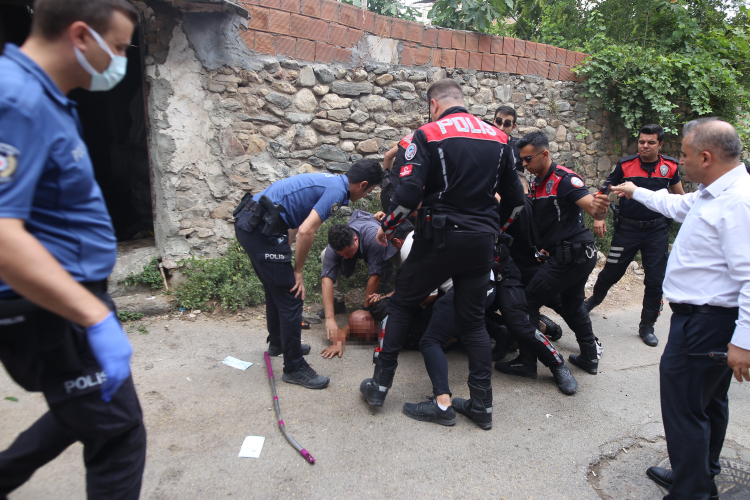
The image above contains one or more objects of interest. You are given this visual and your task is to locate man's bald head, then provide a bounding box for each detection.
[683,118,742,164]
[426,79,464,105]
[348,310,377,341]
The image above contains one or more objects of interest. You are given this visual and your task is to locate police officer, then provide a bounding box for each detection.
[234,160,382,389]
[0,1,145,498]
[493,106,523,172]
[511,131,609,377]
[585,124,685,347]
[361,79,525,431]
[380,133,414,211]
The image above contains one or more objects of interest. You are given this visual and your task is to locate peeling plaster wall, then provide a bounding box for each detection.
[138,3,652,267]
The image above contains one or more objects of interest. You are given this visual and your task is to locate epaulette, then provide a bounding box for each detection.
[618,153,639,165]
[661,155,679,164]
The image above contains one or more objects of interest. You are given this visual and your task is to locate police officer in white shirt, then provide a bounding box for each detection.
[613,118,750,500]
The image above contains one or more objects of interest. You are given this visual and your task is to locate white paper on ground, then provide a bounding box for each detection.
[222,356,253,370]
[238,436,265,458]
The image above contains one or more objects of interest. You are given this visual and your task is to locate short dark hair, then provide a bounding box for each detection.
[346,159,382,188]
[683,117,742,162]
[517,131,549,151]
[494,106,516,123]
[32,0,138,40]
[639,124,664,143]
[426,79,464,104]
[328,224,355,252]
[392,219,414,240]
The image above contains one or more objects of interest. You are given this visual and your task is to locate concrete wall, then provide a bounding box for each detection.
[135,0,633,267]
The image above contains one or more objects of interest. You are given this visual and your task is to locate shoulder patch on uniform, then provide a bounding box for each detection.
[0,144,20,184]
[570,177,584,188]
[404,143,417,161]
[331,202,341,214]
[660,164,670,177]
[400,165,413,177]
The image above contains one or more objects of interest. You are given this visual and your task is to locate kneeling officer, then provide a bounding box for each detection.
[234,160,382,389]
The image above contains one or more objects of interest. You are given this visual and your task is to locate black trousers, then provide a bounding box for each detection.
[236,224,304,373]
[661,308,736,500]
[592,223,669,321]
[420,282,496,397]
[380,231,495,390]
[497,263,563,368]
[525,246,597,347]
[0,294,146,500]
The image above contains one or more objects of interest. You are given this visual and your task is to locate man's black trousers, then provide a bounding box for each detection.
[525,247,597,347]
[592,223,669,321]
[379,231,495,390]
[420,281,496,397]
[0,294,146,500]
[496,262,563,368]
[235,223,304,373]
[660,307,736,500]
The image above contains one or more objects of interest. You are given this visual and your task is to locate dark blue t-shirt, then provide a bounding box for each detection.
[254,172,350,229]
[0,44,117,298]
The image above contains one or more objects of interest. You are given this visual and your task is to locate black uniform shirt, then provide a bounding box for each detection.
[388,134,413,189]
[506,196,539,272]
[508,136,524,173]
[606,154,680,221]
[383,106,524,235]
[531,163,593,250]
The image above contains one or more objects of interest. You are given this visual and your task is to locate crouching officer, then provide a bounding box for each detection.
[0,1,146,498]
[234,160,382,389]
[361,79,525,431]
[585,124,684,347]
[513,132,609,377]
[380,133,414,211]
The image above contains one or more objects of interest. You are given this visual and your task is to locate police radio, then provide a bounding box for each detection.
[597,180,611,197]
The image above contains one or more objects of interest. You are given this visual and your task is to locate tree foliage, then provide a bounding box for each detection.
[428,0,750,156]
[341,0,421,21]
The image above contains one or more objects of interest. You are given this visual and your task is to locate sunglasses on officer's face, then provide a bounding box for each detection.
[521,150,546,164]
[495,118,514,128]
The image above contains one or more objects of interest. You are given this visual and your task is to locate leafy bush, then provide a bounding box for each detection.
[341,0,420,21]
[171,196,383,310]
[124,258,164,291]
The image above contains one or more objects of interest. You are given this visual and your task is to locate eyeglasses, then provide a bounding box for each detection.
[495,118,514,128]
[521,150,546,163]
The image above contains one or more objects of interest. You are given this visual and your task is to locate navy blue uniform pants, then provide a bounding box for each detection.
[525,246,597,348]
[420,282,496,397]
[0,294,146,500]
[235,224,305,373]
[660,309,736,500]
[592,223,669,321]
[379,231,495,390]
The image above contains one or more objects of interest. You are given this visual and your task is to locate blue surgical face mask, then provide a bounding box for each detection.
[74,26,127,92]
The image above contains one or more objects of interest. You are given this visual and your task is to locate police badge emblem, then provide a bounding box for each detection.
[405,143,417,160]
[546,178,555,194]
[0,143,20,184]
[331,202,341,214]
[660,164,669,177]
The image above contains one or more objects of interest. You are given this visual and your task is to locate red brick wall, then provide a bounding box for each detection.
[237,0,587,81]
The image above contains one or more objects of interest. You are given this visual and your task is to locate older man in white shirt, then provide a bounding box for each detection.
[614,118,750,500]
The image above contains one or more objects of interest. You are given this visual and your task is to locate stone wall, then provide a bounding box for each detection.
[135,1,628,267]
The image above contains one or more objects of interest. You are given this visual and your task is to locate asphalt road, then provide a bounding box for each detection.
[2,296,749,499]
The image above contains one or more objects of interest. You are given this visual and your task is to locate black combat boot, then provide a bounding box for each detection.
[583,295,603,313]
[568,339,601,375]
[549,362,578,395]
[539,314,563,341]
[638,310,659,347]
[453,383,493,430]
[360,362,396,407]
[495,349,537,379]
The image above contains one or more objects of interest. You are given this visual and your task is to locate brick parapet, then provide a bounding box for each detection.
[237,0,588,81]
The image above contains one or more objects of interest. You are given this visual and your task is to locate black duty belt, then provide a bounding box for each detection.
[669,303,739,316]
[618,215,668,229]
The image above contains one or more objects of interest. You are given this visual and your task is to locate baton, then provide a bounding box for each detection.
[263,352,315,464]
[687,352,728,364]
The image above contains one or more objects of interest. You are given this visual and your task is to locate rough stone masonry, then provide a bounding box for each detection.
[133,0,638,269]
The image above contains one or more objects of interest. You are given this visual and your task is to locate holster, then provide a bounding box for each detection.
[554,241,590,264]
[611,203,620,231]
[431,215,447,250]
[232,192,254,217]
[258,195,284,236]
[414,207,433,242]
[0,298,83,391]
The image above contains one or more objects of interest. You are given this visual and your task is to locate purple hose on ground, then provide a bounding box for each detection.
[263,351,315,465]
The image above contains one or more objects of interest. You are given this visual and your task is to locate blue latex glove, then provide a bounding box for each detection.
[85,312,133,402]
